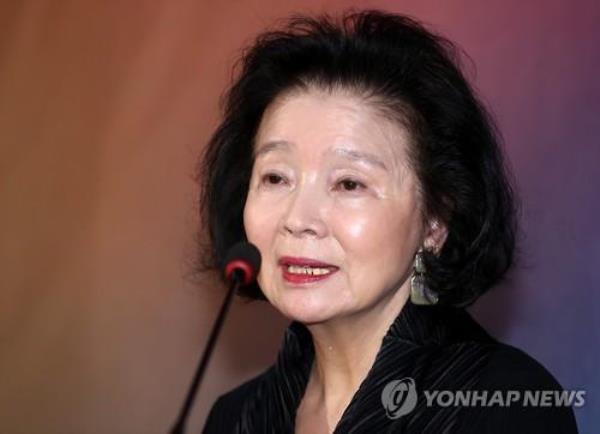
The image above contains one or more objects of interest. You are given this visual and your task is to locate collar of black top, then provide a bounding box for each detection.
[235,302,494,434]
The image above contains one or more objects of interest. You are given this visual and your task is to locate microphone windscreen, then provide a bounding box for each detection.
[222,242,261,285]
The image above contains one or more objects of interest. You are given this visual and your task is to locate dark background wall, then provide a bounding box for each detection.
[0,1,597,432]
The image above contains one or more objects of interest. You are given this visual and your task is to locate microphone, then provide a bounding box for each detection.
[169,242,261,434]
[222,241,261,286]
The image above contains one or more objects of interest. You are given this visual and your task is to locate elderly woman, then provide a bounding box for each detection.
[199,10,578,434]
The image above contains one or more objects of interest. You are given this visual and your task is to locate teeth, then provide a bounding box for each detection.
[286,265,333,276]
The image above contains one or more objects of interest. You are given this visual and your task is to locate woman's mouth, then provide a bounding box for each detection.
[278,256,339,284]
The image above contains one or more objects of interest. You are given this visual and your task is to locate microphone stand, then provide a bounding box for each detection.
[169,269,243,434]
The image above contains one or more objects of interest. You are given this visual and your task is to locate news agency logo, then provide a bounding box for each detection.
[381,377,418,419]
[380,377,586,420]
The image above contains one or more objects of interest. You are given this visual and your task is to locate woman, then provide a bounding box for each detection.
[198,10,578,433]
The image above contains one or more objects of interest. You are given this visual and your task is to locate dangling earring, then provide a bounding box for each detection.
[410,248,439,305]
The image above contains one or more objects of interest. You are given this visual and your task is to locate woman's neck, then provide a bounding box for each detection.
[303,284,410,420]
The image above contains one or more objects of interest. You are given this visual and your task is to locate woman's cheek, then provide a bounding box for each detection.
[333,207,374,242]
[243,193,263,243]
[245,194,280,244]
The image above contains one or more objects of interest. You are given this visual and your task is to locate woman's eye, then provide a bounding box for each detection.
[261,173,286,185]
[337,178,366,192]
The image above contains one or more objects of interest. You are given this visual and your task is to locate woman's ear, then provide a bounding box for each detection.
[423,219,448,255]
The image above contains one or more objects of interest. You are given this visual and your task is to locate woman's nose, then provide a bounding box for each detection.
[280,183,328,239]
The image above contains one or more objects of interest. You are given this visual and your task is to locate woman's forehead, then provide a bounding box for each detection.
[254,89,413,168]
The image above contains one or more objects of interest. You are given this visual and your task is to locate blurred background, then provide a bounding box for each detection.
[0,0,598,433]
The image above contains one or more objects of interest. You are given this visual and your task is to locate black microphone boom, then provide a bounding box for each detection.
[169,242,261,434]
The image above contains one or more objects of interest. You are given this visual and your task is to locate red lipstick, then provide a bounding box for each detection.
[278,256,339,284]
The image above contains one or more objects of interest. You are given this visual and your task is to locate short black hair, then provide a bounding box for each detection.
[196,9,518,307]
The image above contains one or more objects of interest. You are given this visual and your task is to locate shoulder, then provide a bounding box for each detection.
[202,370,269,434]
[480,343,563,389]
[454,342,580,433]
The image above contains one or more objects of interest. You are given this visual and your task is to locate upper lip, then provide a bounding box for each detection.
[278,256,338,268]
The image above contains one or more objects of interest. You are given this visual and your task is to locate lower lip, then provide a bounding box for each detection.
[281,266,338,284]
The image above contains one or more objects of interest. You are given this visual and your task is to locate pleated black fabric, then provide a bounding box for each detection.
[203,302,579,433]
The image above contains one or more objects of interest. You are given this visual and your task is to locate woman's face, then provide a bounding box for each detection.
[243,89,436,324]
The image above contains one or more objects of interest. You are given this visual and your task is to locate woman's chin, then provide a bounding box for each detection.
[273,291,342,325]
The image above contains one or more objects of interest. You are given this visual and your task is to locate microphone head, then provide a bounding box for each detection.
[222,242,261,285]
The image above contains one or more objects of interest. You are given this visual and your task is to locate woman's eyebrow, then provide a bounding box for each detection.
[331,147,389,172]
[253,140,293,158]
[254,142,388,172]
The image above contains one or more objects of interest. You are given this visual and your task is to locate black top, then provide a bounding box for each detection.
[203,302,578,433]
